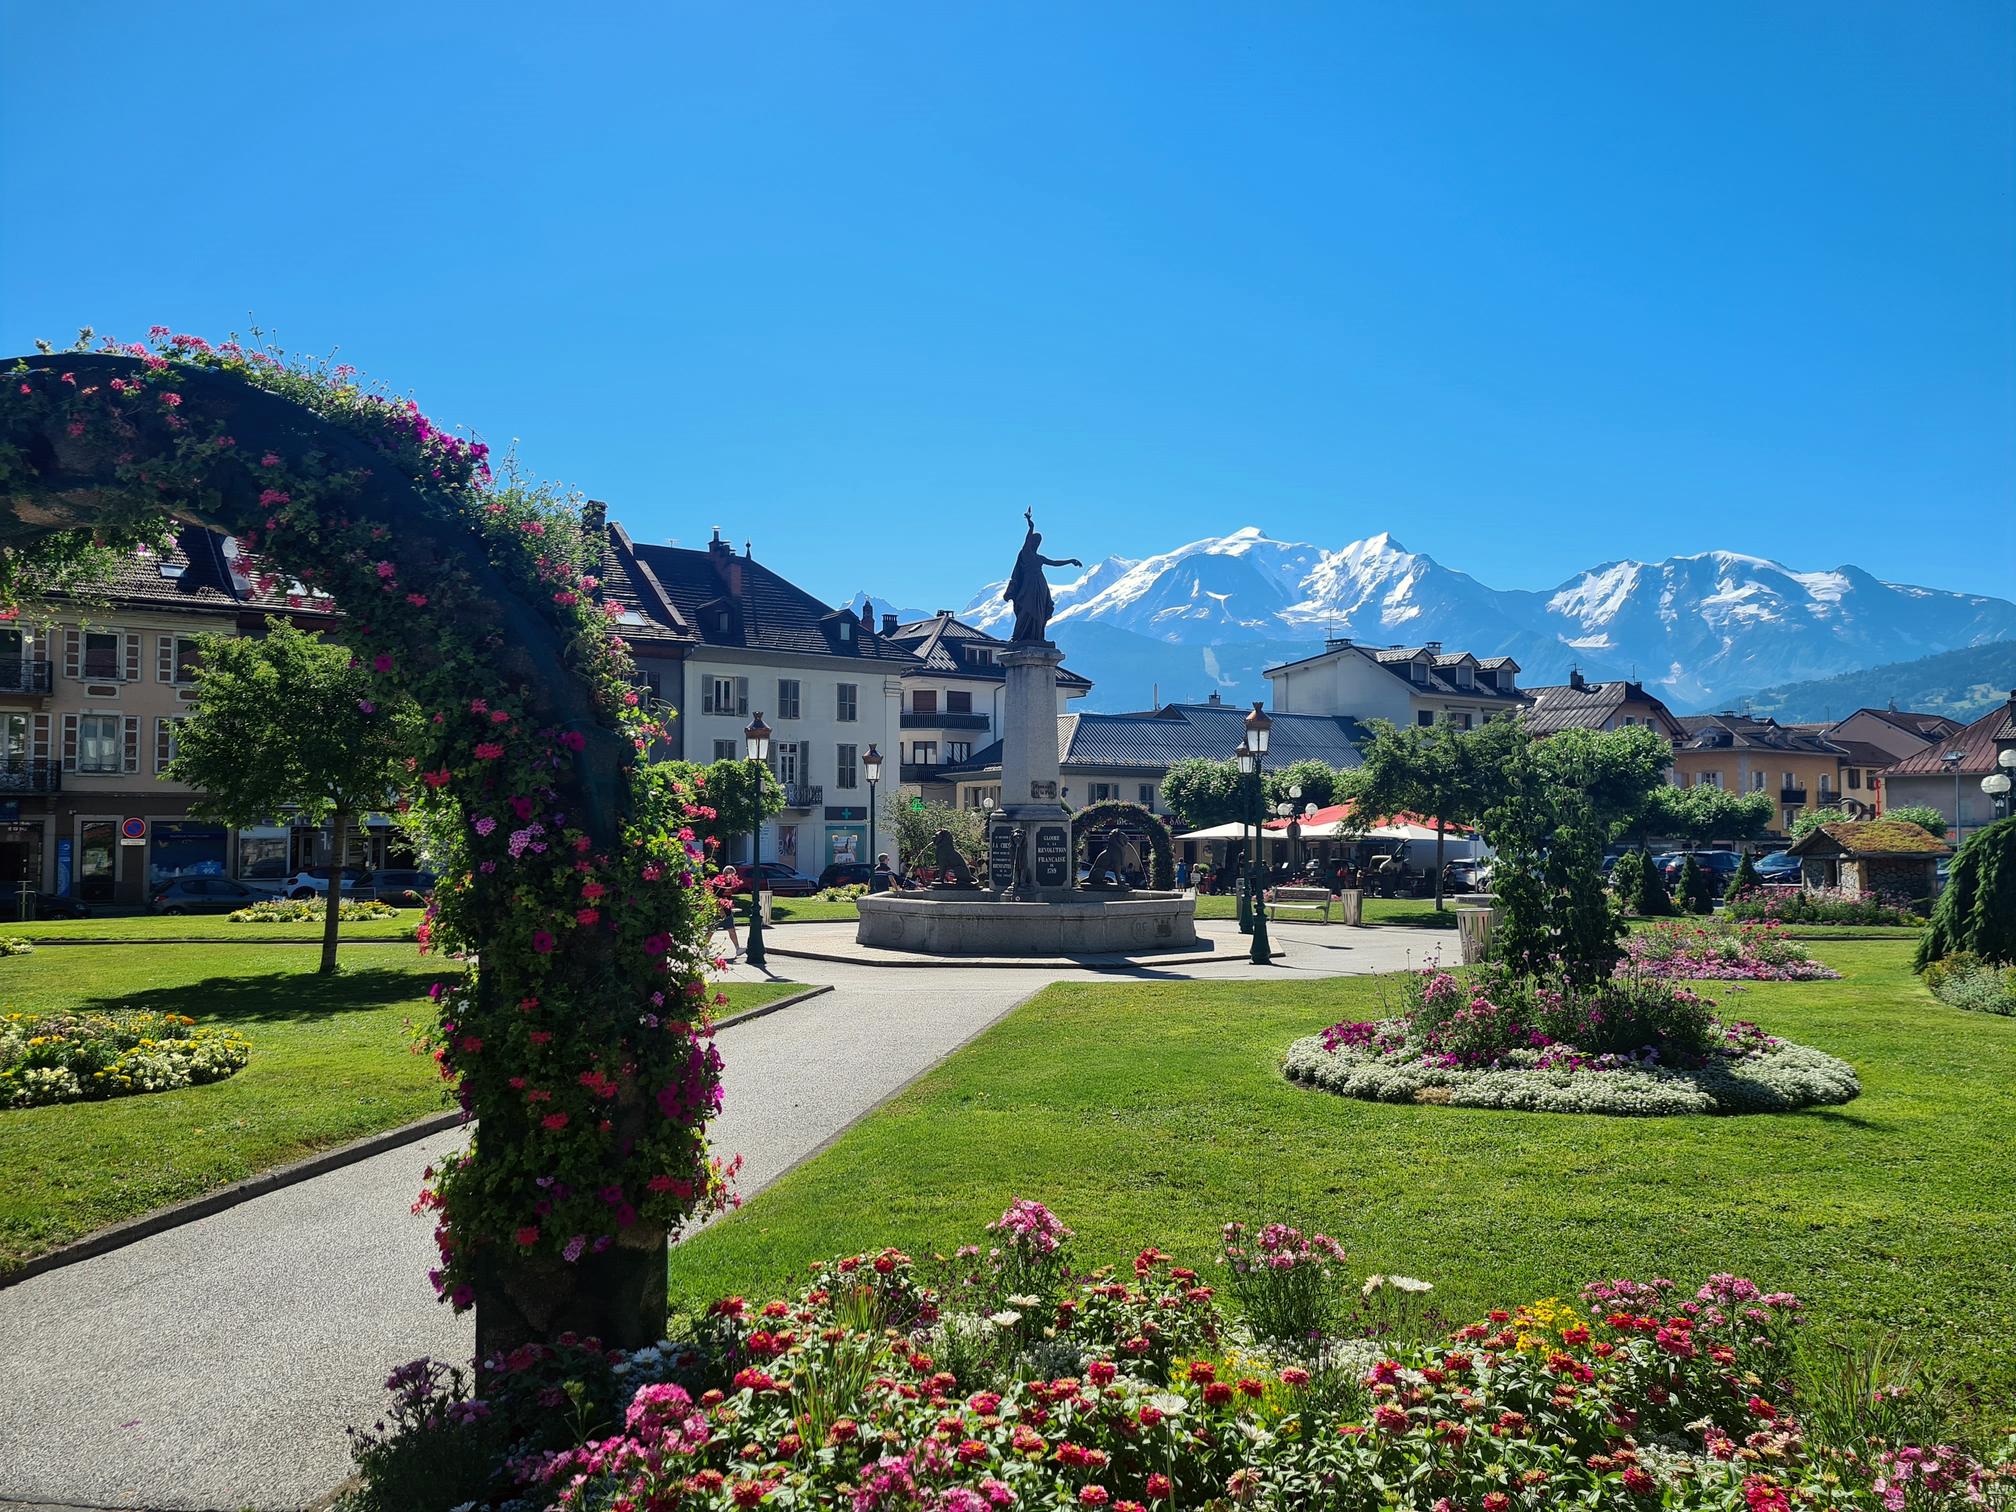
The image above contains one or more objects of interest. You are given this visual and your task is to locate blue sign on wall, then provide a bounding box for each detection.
[0,801,18,822]
[55,837,72,897]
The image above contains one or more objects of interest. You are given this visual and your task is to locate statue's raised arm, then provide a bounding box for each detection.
[1003,511,1080,642]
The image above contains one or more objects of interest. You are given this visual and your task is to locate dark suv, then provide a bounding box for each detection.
[369,868,437,907]
[817,862,874,890]
[1659,850,1746,896]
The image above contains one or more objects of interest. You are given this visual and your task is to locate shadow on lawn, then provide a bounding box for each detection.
[75,965,464,1023]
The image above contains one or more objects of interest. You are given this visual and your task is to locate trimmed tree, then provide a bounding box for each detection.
[1885,803,1949,839]
[1731,851,1763,895]
[1162,757,1245,832]
[1351,717,1520,909]
[1680,852,1715,915]
[1917,815,2016,968]
[169,617,418,972]
[1635,784,1775,848]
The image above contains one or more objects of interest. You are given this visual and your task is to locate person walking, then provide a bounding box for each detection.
[712,865,743,959]
[1175,857,1191,891]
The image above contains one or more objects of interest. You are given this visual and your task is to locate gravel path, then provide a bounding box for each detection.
[0,918,1442,1511]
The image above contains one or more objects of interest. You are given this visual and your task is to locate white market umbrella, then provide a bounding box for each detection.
[1173,821,1250,842]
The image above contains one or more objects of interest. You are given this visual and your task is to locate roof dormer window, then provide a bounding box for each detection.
[1410,661,1428,684]
[1456,665,1473,689]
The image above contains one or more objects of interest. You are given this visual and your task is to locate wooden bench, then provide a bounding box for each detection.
[1266,885,1333,923]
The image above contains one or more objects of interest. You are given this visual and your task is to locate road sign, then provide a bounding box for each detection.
[119,816,148,846]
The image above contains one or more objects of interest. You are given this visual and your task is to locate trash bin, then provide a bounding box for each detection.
[758,889,774,925]
[1455,904,1498,965]
[1338,889,1364,927]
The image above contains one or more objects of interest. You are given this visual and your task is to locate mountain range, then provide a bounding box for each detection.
[1732,640,2016,725]
[863,527,2016,714]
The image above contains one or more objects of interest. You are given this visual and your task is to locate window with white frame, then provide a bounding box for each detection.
[79,714,122,772]
[1138,784,1156,806]
[774,742,801,786]
[702,675,747,716]
[711,738,738,763]
[83,631,122,681]
[155,715,185,772]
[910,741,938,766]
[777,679,800,720]
[947,740,972,763]
[836,683,858,722]
[1089,782,1120,802]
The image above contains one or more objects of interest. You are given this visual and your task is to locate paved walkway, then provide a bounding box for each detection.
[0,918,1442,1511]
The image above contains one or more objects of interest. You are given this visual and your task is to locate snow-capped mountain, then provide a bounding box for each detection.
[908,527,2016,713]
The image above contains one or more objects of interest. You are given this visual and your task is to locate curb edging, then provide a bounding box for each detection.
[0,1108,466,1290]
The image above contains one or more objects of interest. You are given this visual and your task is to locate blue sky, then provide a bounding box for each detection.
[3,3,2011,604]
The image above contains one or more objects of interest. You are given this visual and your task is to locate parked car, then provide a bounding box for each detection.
[0,887,91,920]
[727,861,820,898]
[1753,851,1803,883]
[1440,859,1493,894]
[277,866,373,900]
[368,868,436,907]
[150,877,281,915]
[1658,850,1745,896]
[817,862,874,891]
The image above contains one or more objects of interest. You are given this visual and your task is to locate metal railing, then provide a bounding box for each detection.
[1779,787,1808,803]
[779,782,822,808]
[0,657,53,695]
[0,760,61,793]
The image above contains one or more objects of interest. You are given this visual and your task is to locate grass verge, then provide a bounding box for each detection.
[0,944,793,1271]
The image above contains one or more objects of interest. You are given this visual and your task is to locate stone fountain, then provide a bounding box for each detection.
[855,512,1201,956]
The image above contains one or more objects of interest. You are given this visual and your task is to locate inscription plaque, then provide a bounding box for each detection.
[1033,823,1071,889]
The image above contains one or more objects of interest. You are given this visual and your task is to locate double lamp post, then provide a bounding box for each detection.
[1234,701,1272,967]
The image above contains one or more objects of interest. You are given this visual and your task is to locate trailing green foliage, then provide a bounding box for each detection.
[1917,816,2016,969]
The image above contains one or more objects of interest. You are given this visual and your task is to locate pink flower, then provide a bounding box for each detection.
[562,1235,586,1263]
[575,908,600,926]
[356,699,376,714]
[258,488,290,507]
[375,560,396,579]
[404,593,428,607]
[514,1226,540,1247]
[473,742,505,761]
[557,730,586,753]
[372,653,393,673]
[473,816,497,836]
[531,930,556,953]
[260,452,282,467]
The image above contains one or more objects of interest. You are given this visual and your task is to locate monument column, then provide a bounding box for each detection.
[999,642,1066,810]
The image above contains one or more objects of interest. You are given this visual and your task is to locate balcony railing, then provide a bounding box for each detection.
[900,762,943,785]
[1779,787,1808,804]
[0,657,53,696]
[0,760,61,794]
[901,711,990,730]
[779,782,822,809]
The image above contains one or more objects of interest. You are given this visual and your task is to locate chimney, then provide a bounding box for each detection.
[881,612,898,636]
[1425,640,1442,655]
[707,528,742,596]
[858,602,872,630]
[1207,690,1222,706]
[1325,635,1353,651]
[708,526,729,560]
[1569,668,1586,691]
[582,499,607,534]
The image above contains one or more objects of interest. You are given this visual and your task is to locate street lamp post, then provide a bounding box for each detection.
[1234,741,1255,935]
[863,744,883,889]
[1245,701,1273,966]
[744,713,772,968]
[1944,749,1964,847]
[1983,748,2016,822]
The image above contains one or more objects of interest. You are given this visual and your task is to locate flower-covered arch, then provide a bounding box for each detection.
[1,333,726,1355]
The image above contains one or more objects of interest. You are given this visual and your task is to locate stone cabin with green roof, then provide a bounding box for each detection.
[1785,819,1951,902]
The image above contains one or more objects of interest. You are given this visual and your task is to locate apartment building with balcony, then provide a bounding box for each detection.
[877,610,1091,804]
[1671,713,1848,837]
[0,529,377,907]
[598,522,914,875]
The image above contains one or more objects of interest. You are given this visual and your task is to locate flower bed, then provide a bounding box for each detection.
[0,1009,251,1107]
[0,937,32,957]
[1726,886,1922,927]
[1623,919,1842,981]
[227,898,399,923]
[337,1203,2011,1512]
[1923,953,2016,1017]
[1283,965,1858,1115]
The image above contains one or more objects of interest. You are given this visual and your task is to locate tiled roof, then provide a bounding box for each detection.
[46,527,332,619]
[942,701,1364,778]
[1787,820,1951,858]
[1826,738,1898,769]
[1675,713,1844,756]
[628,539,918,665]
[883,611,1091,688]
[1520,679,1682,737]
[1859,707,1965,741]
[1267,641,1524,700]
[1879,695,2016,777]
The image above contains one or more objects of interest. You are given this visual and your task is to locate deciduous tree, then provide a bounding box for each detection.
[169,617,418,972]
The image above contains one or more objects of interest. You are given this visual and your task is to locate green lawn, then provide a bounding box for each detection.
[0,911,418,943]
[669,938,2016,1407]
[0,945,798,1270]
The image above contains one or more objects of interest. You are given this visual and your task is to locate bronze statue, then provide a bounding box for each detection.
[1083,833,1134,893]
[930,828,978,889]
[1003,508,1083,644]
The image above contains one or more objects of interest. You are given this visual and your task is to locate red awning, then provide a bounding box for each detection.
[1262,801,1473,835]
